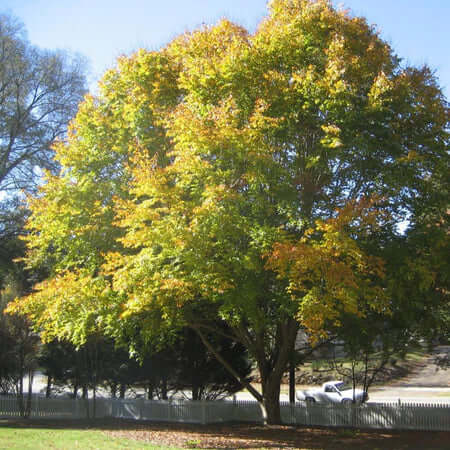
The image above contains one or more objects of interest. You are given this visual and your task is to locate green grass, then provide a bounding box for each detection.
[0,427,179,450]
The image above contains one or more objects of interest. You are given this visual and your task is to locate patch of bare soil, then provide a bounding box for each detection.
[2,419,449,449]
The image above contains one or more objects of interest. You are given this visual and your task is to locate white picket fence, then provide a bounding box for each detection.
[0,396,448,431]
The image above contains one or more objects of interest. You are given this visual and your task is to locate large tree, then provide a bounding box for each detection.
[8,0,448,424]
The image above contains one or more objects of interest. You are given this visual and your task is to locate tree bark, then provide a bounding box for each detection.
[26,370,33,417]
[147,382,154,400]
[262,380,281,425]
[46,376,52,398]
[192,385,199,401]
[161,378,168,400]
[82,384,88,399]
[253,317,299,424]
[289,354,295,404]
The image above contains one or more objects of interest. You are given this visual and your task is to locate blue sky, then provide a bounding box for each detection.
[2,0,449,98]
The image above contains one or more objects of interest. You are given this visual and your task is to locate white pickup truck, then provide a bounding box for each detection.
[296,380,368,404]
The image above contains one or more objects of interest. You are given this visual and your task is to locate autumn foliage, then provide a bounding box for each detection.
[266,198,388,338]
[7,0,448,424]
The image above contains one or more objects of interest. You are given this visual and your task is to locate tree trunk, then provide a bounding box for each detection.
[17,350,25,417]
[263,386,281,425]
[82,384,88,399]
[26,369,33,417]
[161,378,168,400]
[192,318,298,425]
[147,382,154,400]
[93,383,97,419]
[255,318,299,424]
[260,374,282,424]
[289,355,295,404]
[46,376,52,398]
[192,385,199,401]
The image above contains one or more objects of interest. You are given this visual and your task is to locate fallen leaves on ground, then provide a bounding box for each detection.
[102,421,450,449]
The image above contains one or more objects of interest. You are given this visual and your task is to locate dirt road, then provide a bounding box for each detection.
[390,346,449,387]
[367,346,450,403]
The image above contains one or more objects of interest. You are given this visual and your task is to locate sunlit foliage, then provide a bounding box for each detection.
[8,0,448,424]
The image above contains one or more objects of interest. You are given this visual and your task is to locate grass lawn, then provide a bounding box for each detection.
[0,426,178,450]
[0,419,449,450]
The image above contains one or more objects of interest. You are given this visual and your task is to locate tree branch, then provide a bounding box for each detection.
[191,324,263,403]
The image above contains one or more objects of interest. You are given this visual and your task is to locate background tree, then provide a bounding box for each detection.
[99,340,143,399]
[0,198,28,292]
[116,317,253,401]
[0,276,38,416]
[9,0,449,424]
[170,325,253,401]
[39,340,77,398]
[0,14,87,398]
[0,13,87,194]
[39,338,120,399]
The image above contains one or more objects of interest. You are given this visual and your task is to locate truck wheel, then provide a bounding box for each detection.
[305,397,315,404]
[342,399,352,405]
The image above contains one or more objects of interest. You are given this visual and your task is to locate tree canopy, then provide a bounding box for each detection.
[8,0,449,424]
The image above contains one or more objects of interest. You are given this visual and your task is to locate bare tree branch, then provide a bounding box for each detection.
[0,13,87,194]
